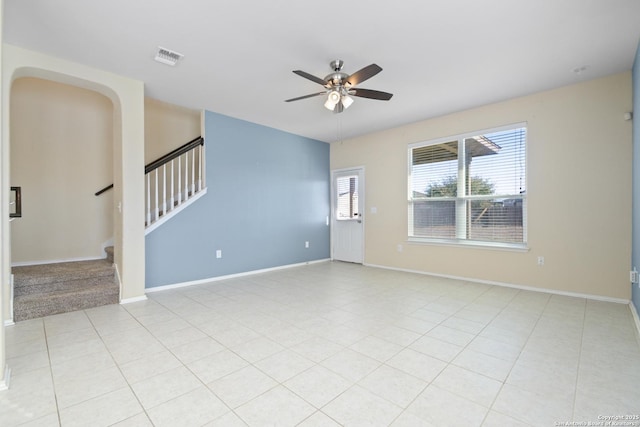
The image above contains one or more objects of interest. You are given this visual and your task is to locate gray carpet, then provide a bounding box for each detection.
[12,247,119,322]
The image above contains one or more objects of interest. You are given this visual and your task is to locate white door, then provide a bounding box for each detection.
[332,168,364,263]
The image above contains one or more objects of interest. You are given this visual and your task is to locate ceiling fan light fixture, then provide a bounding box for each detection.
[324,90,341,110]
[341,95,354,109]
[288,60,392,113]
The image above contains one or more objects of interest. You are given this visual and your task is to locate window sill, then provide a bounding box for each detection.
[407,237,529,252]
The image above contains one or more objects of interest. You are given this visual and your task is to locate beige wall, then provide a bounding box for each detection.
[10,78,114,263]
[144,97,200,163]
[331,72,633,300]
[3,44,146,304]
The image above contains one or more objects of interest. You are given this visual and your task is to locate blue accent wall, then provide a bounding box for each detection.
[145,111,330,288]
[632,40,640,314]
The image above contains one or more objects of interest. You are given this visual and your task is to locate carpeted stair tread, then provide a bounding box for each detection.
[15,282,119,305]
[105,246,114,263]
[13,259,114,286]
[14,276,117,297]
[14,284,119,322]
[12,252,119,322]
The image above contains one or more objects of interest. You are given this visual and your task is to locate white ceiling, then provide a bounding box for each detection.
[4,0,640,143]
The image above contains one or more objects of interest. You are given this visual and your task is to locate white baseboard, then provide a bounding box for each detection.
[120,295,148,305]
[364,263,631,305]
[146,258,331,293]
[0,366,11,391]
[630,301,640,341]
[11,255,106,267]
[4,320,15,327]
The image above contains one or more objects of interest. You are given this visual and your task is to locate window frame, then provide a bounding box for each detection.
[407,122,528,250]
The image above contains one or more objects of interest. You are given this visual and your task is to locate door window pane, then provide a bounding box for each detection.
[336,175,359,220]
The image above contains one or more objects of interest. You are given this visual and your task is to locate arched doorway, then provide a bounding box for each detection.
[2,45,147,324]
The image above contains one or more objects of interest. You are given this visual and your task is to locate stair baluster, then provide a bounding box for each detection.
[184,150,189,201]
[177,153,182,206]
[146,174,151,225]
[170,159,175,213]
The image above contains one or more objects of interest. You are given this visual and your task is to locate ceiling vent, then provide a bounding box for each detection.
[154,47,183,66]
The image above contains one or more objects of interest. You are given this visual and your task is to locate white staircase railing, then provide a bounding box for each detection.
[94,136,206,233]
[145,137,205,230]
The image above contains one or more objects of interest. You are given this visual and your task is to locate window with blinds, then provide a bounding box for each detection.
[336,175,359,220]
[408,124,527,247]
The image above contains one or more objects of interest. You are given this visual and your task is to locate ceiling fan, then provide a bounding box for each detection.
[285,60,393,113]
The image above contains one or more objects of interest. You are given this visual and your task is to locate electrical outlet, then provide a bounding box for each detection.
[537,256,544,266]
[216,250,222,259]
[397,244,403,252]
[305,241,309,249]
[630,268,638,284]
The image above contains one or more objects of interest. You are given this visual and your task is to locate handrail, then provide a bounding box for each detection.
[145,136,203,174]
[95,184,113,196]
[95,136,204,196]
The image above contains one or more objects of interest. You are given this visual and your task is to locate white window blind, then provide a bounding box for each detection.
[409,124,526,246]
[336,175,359,220]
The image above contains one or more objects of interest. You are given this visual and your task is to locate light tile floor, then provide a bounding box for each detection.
[2,262,640,426]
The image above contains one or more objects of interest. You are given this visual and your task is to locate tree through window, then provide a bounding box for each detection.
[408,124,526,246]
